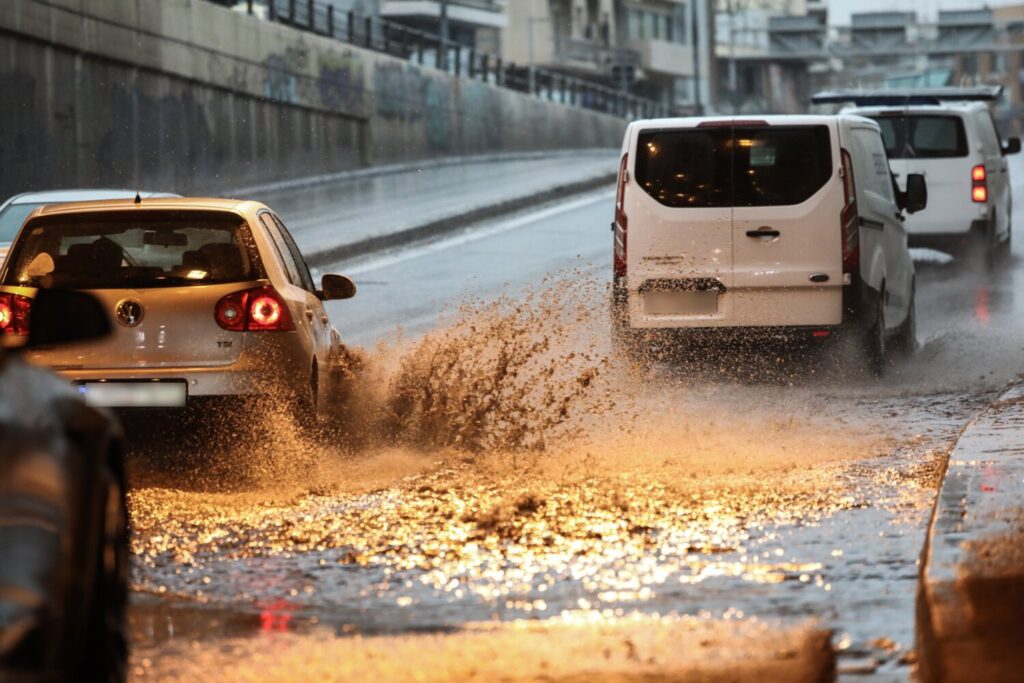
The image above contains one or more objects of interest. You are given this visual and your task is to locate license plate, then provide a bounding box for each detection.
[643,290,718,316]
[77,381,187,408]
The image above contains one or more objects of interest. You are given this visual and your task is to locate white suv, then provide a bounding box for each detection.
[815,87,1020,260]
[611,115,925,373]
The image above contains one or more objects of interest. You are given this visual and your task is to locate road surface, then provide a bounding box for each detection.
[125,159,1024,682]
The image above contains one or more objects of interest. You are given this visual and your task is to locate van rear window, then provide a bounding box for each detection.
[872,115,968,159]
[635,125,833,208]
[3,211,263,289]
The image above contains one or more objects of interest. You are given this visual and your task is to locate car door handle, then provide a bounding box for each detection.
[304,309,314,321]
[746,229,780,238]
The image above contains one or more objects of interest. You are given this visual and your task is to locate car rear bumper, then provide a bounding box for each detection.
[51,356,308,408]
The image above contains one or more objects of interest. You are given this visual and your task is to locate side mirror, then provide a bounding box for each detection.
[902,173,928,214]
[17,289,111,350]
[319,274,356,301]
[1002,137,1021,155]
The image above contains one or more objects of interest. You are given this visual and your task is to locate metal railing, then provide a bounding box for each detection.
[220,0,665,118]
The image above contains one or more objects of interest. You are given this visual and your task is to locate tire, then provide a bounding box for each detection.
[291,363,320,431]
[79,472,129,683]
[610,286,648,366]
[865,293,890,378]
[891,281,917,356]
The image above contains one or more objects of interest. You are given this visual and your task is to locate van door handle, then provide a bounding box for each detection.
[746,229,780,238]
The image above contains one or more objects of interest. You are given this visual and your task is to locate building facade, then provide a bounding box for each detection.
[503,0,715,115]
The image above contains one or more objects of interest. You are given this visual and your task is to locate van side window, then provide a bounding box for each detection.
[851,128,896,203]
[978,112,1002,155]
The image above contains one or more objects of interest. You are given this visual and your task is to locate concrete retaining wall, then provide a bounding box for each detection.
[0,0,626,199]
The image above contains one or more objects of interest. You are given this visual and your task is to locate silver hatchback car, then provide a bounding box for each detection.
[0,197,356,421]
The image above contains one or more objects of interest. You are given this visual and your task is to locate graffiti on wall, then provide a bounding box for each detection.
[318,51,366,115]
[263,47,306,104]
[373,62,453,151]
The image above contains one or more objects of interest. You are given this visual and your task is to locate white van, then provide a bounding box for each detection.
[815,87,1020,260]
[611,115,925,373]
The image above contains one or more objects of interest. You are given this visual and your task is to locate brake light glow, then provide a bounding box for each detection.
[971,165,988,203]
[613,153,629,278]
[0,293,31,337]
[215,286,294,332]
[839,149,860,276]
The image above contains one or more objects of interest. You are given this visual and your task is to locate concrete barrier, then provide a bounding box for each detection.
[916,384,1024,683]
[0,0,626,199]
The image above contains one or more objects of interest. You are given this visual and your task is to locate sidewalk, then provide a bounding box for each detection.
[917,383,1024,683]
[240,150,619,266]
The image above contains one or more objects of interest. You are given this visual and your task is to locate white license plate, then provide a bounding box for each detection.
[77,381,187,408]
[643,290,718,316]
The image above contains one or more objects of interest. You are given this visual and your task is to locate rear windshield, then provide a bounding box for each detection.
[3,211,263,289]
[871,115,968,159]
[635,125,833,208]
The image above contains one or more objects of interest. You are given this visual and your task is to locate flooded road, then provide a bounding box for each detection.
[126,163,1024,682]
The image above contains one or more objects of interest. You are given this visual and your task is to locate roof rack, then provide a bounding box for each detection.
[811,85,1003,106]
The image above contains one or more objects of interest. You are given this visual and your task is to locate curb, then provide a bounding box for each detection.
[229,149,618,197]
[916,383,1024,683]
[305,171,616,268]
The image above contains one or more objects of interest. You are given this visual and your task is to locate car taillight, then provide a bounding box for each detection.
[839,149,860,276]
[972,164,988,203]
[613,153,629,278]
[0,292,32,337]
[215,286,294,332]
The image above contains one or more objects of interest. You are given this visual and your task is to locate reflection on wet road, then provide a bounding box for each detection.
[127,162,1024,681]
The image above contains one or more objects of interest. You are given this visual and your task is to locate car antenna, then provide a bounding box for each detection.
[134,192,142,204]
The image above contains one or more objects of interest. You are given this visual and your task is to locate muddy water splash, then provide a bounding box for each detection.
[357,274,615,453]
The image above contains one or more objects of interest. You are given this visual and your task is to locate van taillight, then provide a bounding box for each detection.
[215,286,295,332]
[839,149,860,276]
[0,293,31,337]
[971,165,988,203]
[613,153,629,278]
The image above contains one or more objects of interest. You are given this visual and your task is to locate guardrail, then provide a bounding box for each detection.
[218,0,666,119]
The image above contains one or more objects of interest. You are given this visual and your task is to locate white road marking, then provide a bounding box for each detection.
[340,190,614,276]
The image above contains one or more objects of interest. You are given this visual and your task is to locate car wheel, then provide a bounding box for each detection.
[80,465,128,683]
[291,364,320,430]
[865,294,889,377]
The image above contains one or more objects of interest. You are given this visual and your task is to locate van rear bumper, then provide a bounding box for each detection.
[908,219,990,252]
[624,286,843,330]
[625,324,842,346]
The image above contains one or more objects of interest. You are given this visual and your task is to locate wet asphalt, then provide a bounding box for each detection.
[126,159,1024,682]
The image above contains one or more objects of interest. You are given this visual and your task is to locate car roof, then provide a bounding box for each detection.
[4,189,180,205]
[842,101,984,116]
[26,197,265,218]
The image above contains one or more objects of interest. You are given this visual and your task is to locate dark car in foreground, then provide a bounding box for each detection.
[0,289,128,683]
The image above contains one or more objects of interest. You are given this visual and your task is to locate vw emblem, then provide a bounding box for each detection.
[115,299,144,327]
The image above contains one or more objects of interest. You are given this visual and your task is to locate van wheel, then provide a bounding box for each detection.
[865,295,890,377]
[891,282,917,355]
[610,287,647,366]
